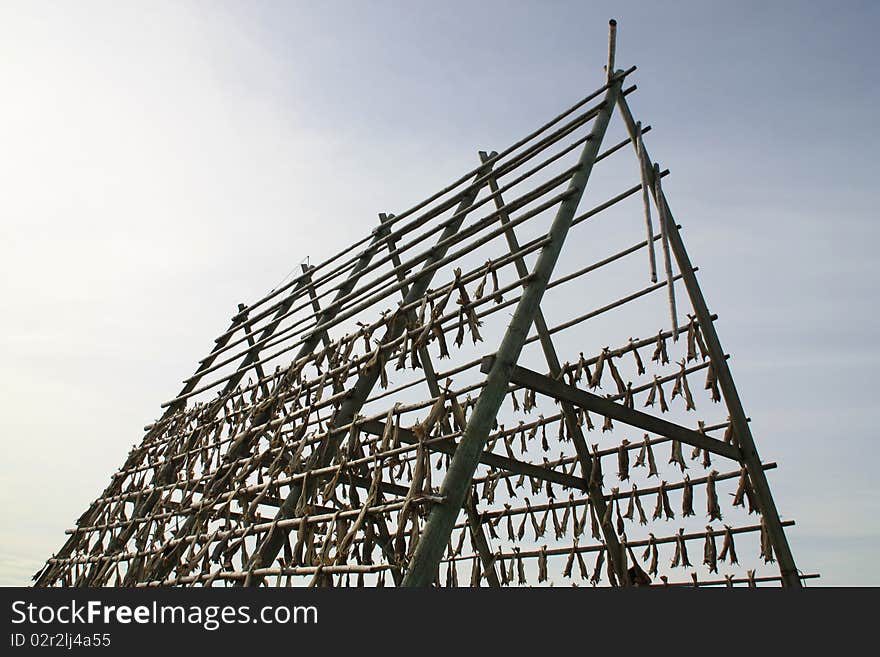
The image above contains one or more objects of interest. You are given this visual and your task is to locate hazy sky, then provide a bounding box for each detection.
[1,1,877,586]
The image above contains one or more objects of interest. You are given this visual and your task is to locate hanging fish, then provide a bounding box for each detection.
[589,445,603,488]
[590,547,605,586]
[432,321,451,359]
[644,377,657,407]
[615,495,625,536]
[760,516,775,564]
[686,316,699,363]
[659,481,675,520]
[602,490,616,529]
[526,498,542,538]
[575,352,591,384]
[607,350,626,394]
[703,527,718,573]
[668,440,687,472]
[671,360,696,411]
[536,506,550,539]
[409,334,422,369]
[638,434,659,478]
[738,468,759,515]
[583,409,594,431]
[523,389,536,414]
[623,382,634,409]
[589,349,606,389]
[590,501,602,541]
[705,363,721,402]
[693,318,709,361]
[694,421,711,467]
[719,525,738,565]
[706,470,722,521]
[723,418,736,446]
[551,504,564,539]
[490,265,503,304]
[563,540,577,578]
[454,309,467,348]
[560,498,571,535]
[642,533,659,576]
[516,549,527,585]
[576,549,589,580]
[473,265,489,300]
[602,411,613,432]
[465,306,483,344]
[682,475,695,517]
[623,484,636,520]
[671,528,691,568]
[634,437,647,468]
[573,499,587,537]
[617,439,631,481]
[635,486,649,525]
[628,338,646,375]
[651,331,669,365]
[657,377,669,413]
[537,545,549,583]
[446,561,458,588]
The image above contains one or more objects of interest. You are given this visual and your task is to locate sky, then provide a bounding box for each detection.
[0,0,877,586]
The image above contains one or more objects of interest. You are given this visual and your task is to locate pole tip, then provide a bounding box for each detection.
[609,19,617,27]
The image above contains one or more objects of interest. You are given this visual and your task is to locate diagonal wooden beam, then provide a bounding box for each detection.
[490,357,742,462]
[403,73,626,587]
[616,94,801,587]
[478,148,627,584]
[359,420,588,491]
[464,493,500,587]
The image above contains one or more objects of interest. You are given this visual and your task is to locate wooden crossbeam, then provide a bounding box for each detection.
[483,356,742,462]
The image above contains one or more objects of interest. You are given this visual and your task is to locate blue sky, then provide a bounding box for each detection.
[0,1,877,585]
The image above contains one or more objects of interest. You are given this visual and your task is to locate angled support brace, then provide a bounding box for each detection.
[359,420,588,490]
[403,74,624,586]
[237,304,271,398]
[491,357,742,462]
[478,149,628,584]
[379,212,442,399]
[615,94,802,587]
[301,265,334,351]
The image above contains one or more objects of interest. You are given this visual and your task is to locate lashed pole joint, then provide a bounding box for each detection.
[403,73,624,586]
